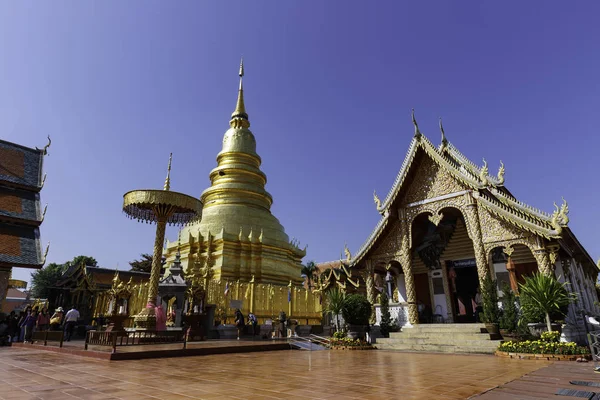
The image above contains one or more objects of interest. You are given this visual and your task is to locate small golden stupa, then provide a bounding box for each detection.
[163,60,320,323]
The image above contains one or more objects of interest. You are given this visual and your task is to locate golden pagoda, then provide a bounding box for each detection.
[163,60,320,323]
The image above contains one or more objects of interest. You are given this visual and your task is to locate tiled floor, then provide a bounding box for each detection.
[0,347,549,399]
[474,360,600,399]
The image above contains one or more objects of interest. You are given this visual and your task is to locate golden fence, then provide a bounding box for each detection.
[206,279,322,325]
[93,280,322,326]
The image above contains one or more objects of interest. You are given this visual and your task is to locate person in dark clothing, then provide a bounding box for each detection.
[8,311,19,343]
[278,311,287,338]
[234,309,245,340]
[20,310,36,343]
[248,313,258,337]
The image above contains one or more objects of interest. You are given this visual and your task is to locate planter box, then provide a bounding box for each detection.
[527,323,562,338]
[330,345,374,351]
[495,350,590,361]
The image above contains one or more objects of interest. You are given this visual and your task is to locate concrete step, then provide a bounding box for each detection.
[378,337,501,347]
[389,331,490,340]
[376,342,499,354]
[400,324,486,333]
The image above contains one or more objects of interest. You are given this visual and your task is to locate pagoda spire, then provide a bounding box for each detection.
[163,153,172,191]
[230,57,250,129]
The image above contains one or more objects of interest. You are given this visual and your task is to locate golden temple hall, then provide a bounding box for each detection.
[317,112,599,342]
[162,61,321,324]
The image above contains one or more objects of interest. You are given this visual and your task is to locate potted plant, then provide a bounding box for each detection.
[481,274,500,335]
[519,273,576,335]
[341,294,371,340]
[499,283,518,339]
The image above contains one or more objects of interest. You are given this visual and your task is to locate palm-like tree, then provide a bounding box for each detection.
[301,261,317,288]
[519,273,577,332]
[325,287,346,332]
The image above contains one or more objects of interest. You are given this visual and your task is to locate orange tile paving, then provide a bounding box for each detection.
[0,347,551,399]
[474,360,600,399]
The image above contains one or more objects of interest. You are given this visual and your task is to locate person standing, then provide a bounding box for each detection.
[64,305,80,341]
[20,309,36,343]
[50,307,64,331]
[248,313,258,337]
[234,309,245,340]
[278,311,287,338]
[36,307,50,332]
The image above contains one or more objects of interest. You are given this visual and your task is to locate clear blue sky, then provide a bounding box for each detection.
[2,2,599,284]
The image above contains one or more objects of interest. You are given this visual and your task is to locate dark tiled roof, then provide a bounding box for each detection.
[0,139,44,190]
[0,186,41,223]
[6,288,27,299]
[0,223,42,268]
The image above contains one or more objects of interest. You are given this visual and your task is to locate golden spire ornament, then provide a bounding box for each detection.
[230,57,249,128]
[164,153,172,191]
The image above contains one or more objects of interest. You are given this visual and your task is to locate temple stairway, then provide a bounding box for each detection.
[375,323,503,354]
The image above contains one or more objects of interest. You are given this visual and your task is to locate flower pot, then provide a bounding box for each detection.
[347,324,367,340]
[527,323,562,338]
[485,323,499,335]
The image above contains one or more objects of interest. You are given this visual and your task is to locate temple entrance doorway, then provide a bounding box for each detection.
[447,259,479,323]
[414,273,432,323]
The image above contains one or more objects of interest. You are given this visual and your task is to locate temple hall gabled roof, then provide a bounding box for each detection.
[0,139,47,191]
[349,115,576,267]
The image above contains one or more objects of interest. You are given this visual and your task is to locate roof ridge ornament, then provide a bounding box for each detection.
[344,243,352,262]
[373,191,385,215]
[479,158,489,186]
[36,135,51,156]
[412,109,421,138]
[497,160,505,185]
[551,198,569,235]
[439,117,447,148]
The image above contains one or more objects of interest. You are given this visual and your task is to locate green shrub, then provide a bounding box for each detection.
[379,291,392,337]
[518,273,576,331]
[341,294,371,325]
[499,283,518,333]
[481,275,500,324]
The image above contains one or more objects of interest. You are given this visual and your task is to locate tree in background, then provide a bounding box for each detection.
[30,255,98,299]
[129,253,154,273]
[30,263,65,298]
[70,255,98,267]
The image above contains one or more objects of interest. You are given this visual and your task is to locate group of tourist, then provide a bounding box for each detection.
[234,309,260,340]
[0,305,80,345]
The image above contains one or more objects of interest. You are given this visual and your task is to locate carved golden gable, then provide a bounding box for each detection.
[401,154,467,205]
[370,221,401,260]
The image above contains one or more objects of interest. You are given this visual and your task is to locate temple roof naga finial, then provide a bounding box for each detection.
[35,135,52,156]
[412,108,421,138]
[164,153,173,191]
[439,117,448,148]
[230,57,250,129]
[497,160,505,185]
